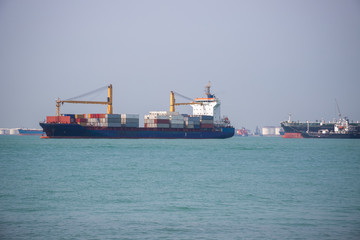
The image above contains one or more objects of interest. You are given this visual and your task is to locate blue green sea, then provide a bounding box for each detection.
[0,136,359,239]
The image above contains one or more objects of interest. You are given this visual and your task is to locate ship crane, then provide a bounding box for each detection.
[335,98,342,121]
[170,91,202,112]
[56,84,113,116]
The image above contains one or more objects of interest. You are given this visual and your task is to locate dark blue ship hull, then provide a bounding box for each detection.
[40,123,234,139]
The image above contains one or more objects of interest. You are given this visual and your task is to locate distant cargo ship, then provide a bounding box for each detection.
[40,83,234,139]
[302,117,360,138]
[18,128,44,136]
[281,114,360,139]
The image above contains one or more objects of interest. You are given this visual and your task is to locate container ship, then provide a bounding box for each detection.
[40,83,234,139]
[281,114,360,138]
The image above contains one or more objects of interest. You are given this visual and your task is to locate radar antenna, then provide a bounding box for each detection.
[204,81,215,98]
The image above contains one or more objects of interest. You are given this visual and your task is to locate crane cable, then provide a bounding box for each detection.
[173,91,195,102]
[65,85,109,101]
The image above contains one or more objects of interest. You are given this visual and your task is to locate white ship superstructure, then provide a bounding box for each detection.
[191,82,221,123]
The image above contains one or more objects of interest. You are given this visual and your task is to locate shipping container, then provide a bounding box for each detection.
[170,123,184,128]
[123,123,139,128]
[154,119,170,124]
[149,111,179,116]
[47,116,71,124]
[200,120,214,124]
[144,123,170,128]
[105,114,121,119]
[170,115,184,120]
[75,114,85,118]
[122,114,139,119]
[199,115,213,120]
[76,118,88,123]
[121,118,139,124]
[200,123,214,128]
[100,122,122,127]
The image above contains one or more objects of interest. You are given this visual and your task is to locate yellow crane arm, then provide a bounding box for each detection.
[56,84,113,116]
[174,103,202,106]
[170,91,202,112]
[60,100,109,105]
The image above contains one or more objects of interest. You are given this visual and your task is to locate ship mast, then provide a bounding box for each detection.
[205,81,215,98]
[335,99,342,121]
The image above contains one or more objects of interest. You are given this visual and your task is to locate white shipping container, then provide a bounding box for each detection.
[89,118,101,123]
[149,111,167,115]
[145,114,169,120]
[149,111,179,116]
[122,114,139,119]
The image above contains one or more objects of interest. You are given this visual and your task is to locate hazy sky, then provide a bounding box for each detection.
[1,0,359,130]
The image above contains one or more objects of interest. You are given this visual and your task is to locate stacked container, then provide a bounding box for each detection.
[104,114,122,127]
[87,114,106,118]
[76,118,88,126]
[170,115,184,128]
[72,114,86,126]
[47,111,214,129]
[46,116,71,124]
[47,113,140,128]
[87,117,101,126]
[199,115,214,128]
[144,114,170,128]
[121,114,139,128]
[63,114,76,123]
[87,114,122,127]
[184,116,201,129]
[144,111,186,129]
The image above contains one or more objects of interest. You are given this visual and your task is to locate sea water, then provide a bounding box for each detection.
[0,136,359,239]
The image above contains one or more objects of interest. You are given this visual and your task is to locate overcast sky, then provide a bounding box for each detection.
[1,0,359,130]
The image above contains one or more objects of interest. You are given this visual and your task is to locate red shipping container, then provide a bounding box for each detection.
[76,118,88,123]
[46,116,71,124]
[200,124,214,129]
[59,116,71,124]
[47,116,58,123]
[154,119,170,124]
